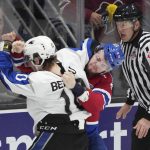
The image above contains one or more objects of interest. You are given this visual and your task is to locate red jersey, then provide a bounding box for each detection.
[80,73,112,123]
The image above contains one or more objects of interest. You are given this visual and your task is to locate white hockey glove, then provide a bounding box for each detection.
[78,90,89,102]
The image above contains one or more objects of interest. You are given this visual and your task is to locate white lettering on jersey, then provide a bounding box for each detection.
[16,74,28,81]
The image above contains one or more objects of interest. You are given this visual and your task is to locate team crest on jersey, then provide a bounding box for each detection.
[130,48,138,59]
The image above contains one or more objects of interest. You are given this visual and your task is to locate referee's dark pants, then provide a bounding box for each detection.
[131,106,150,150]
[28,114,88,150]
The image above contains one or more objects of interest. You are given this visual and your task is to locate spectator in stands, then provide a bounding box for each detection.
[45,18,76,50]
[12,0,45,40]
[85,0,144,42]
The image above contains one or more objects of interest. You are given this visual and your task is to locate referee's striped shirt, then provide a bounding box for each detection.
[121,29,150,113]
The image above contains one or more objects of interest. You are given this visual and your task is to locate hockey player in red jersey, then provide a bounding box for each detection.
[1,32,124,150]
[68,39,121,150]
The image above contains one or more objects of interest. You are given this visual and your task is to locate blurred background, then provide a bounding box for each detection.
[0,0,150,109]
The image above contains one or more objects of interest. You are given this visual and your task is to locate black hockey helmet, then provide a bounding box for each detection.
[113,3,142,21]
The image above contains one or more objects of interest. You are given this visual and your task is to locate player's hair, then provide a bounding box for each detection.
[42,55,58,71]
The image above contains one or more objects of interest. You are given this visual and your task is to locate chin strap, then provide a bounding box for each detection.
[129,31,138,42]
[129,24,140,42]
[56,62,65,74]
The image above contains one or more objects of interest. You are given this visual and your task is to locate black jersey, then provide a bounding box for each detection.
[121,29,150,113]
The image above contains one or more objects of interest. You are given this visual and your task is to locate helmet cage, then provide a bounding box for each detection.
[24,36,56,67]
[24,52,45,66]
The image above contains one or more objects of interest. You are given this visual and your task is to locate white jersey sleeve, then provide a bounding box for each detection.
[56,48,90,88]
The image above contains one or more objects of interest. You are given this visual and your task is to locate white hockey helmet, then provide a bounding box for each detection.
[24,36,56,66]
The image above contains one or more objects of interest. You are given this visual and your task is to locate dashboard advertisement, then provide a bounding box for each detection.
[0,103,137,150]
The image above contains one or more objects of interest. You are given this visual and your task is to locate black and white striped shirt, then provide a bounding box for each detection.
[121,29,150,113]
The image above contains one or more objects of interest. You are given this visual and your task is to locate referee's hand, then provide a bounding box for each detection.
[133,118,150,139]
[116,103,132,119]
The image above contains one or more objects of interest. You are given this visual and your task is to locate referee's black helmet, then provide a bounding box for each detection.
[113,3,142,21]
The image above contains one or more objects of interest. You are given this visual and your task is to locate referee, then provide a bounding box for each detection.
[114,3,150,150]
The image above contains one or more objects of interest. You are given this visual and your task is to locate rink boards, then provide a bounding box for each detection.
[0,103,138,150]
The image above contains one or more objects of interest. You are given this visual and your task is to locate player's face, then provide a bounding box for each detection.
[25,61,42,71]
[24,54,43,71]
[87,50,110,74]
[116,20,134,42]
